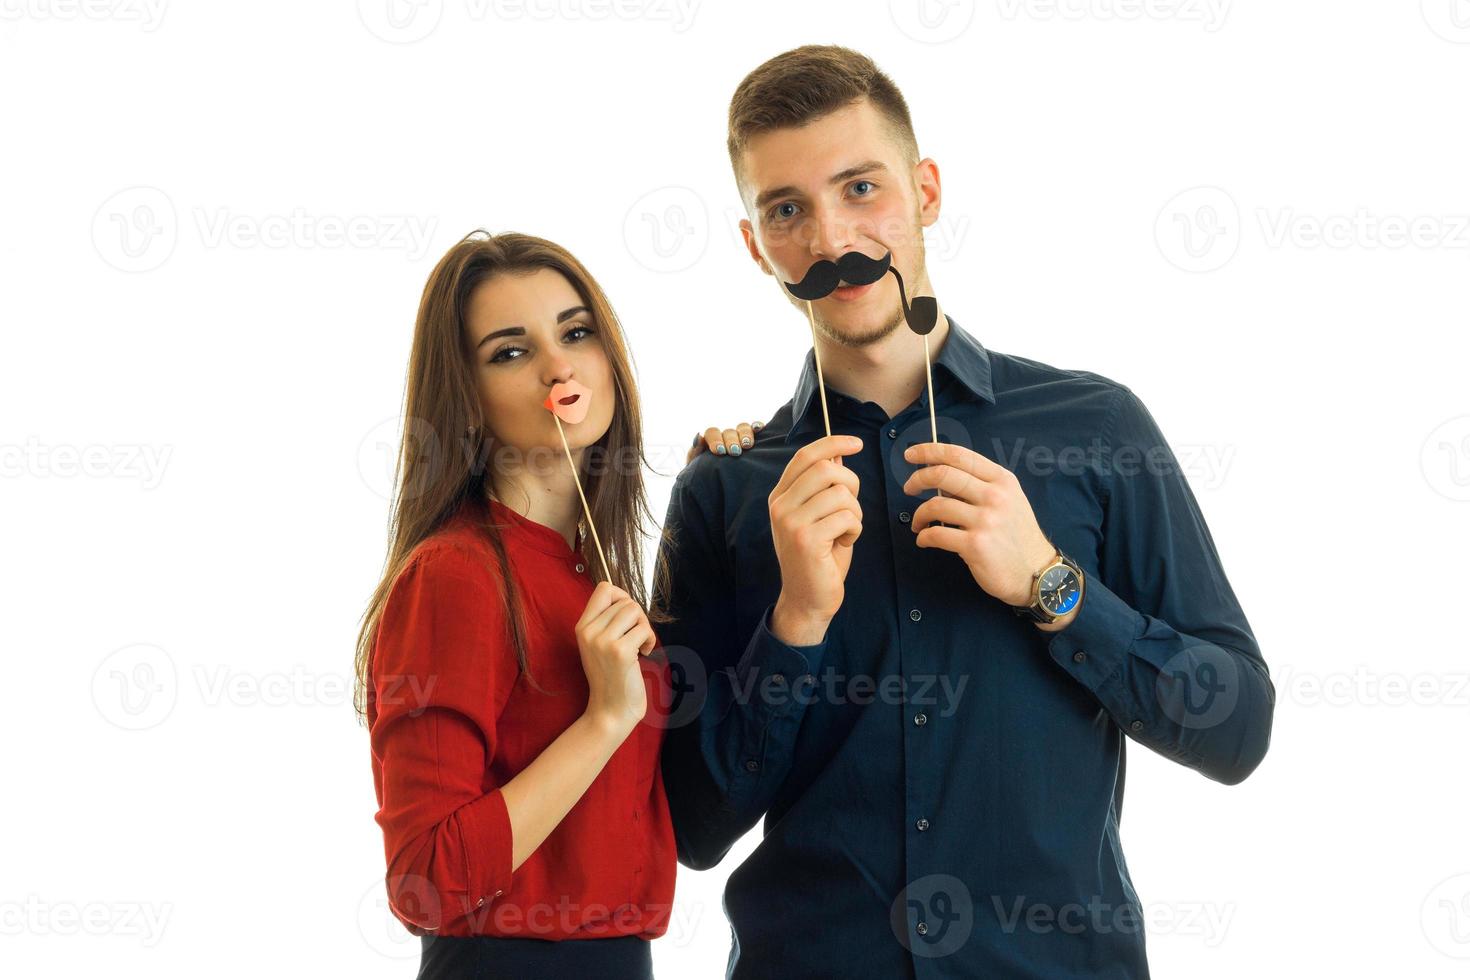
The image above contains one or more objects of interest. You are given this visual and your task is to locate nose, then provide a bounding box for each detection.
[542,352,575,390]
[809,204,856,261]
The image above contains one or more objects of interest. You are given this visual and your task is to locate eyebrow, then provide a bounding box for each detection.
[475,306,591,350]
[753,160,890,213]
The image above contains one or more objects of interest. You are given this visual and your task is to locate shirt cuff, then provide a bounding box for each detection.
[737,604,827,716]
[1044,574,1146,696]
[455,786,515,918]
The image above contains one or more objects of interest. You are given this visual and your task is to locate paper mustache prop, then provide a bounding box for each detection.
[781,249,946,508]
[542,379,611,582]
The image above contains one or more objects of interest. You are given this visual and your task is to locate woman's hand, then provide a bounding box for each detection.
[576,581,656,736]
[686,421,763,464]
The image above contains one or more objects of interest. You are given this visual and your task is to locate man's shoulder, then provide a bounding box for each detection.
[674,398,797,502]
[986,346,1135,420]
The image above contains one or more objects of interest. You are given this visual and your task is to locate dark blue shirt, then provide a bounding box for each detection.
[653,316,1274,979]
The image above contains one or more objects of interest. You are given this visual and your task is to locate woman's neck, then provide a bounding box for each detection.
[488,453,585,549]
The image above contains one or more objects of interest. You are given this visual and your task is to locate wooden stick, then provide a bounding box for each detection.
[924,332,944,503]
[552,413,611,583]
[804,300,833,438]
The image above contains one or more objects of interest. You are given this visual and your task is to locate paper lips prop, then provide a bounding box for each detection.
[543,380,592,425]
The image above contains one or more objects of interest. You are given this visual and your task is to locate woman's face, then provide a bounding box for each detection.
[463,267,616,465]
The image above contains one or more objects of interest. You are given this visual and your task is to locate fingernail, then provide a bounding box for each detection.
[714,444,727,455]
[741,437,753,448]
[752,421,764,431]
[729,444,742,456]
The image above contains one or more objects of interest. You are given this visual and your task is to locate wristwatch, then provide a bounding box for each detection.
[1011,548,1085,624]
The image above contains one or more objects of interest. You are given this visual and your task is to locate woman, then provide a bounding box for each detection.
[353,230,754,979]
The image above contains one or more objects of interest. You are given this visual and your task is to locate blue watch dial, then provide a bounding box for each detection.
[1038,564,1081,616]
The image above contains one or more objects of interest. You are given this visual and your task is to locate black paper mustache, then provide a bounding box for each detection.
[782,249,939,335]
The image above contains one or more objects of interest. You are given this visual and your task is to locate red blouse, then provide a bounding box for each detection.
[367,493,676,940]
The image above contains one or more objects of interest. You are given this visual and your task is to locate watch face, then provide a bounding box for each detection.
[1038,564,1081,616]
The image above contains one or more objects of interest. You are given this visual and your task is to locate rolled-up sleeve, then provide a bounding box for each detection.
[369,544,515,932]
[1045,386,1275,785]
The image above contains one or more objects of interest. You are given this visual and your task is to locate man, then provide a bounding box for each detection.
[653,45,1273,979]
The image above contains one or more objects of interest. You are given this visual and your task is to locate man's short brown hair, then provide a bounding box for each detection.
[727,45,919,188]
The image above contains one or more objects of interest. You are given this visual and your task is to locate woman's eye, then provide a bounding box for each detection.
[488,346,525,364]
[565,324,595,342]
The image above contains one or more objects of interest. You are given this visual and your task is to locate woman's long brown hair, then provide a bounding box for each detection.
[353,230,669,724]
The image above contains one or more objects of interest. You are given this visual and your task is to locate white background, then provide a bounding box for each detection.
[3,0,1468,976]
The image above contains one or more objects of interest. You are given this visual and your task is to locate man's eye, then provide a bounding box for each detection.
[772,202,798,221]
[851,180,875,196]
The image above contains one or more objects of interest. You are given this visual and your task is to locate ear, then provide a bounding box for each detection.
[915,157,942,230]
[739,218,773,276]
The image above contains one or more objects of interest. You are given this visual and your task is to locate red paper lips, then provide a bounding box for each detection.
[542,380,592,425]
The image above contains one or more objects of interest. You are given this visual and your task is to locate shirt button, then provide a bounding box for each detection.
[916,921,929,936]
[476,897,485,908]
[910,609,922,622]
[575,563,585,574]
[899,511,911,524]
[887,428,898,439]
[1130,720,1144,733]
[913,712,928,726]
[1073,651,1086,663]
[744,759,760,772]
[916,818,930,831]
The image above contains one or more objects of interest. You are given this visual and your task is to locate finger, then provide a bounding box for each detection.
[623,623,656,657]
[703,427,728,456]
[778,457,861,515]
[914,523,970,554]
[790,482,863,531]
[685,432,706,466]
[910,494,980,532]
[904,442,1008,483]
[722,428,742,457]
[903,462,985,503]
[751,420,765,433]
[577,580,621,627]
[736,422,755,450]
[592,597,643,641]
[772,435,863,496]
[811,507,863,549]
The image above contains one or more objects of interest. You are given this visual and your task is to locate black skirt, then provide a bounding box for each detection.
[416,932,653,980]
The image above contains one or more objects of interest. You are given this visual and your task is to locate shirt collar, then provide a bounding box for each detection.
[785,314,995,444]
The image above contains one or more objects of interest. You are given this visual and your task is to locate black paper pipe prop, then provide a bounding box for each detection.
[542,379,611,582]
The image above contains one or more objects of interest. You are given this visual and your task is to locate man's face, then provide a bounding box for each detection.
[737,98,940,348]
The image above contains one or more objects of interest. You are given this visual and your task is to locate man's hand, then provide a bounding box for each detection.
[686,421,763,465]
[902,442,1056,608]
[769,435,865,646]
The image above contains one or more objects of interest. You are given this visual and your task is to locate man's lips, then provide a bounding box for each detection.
[831,281,875,301]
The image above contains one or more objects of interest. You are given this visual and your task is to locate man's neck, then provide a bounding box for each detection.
[817,301,949,421]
